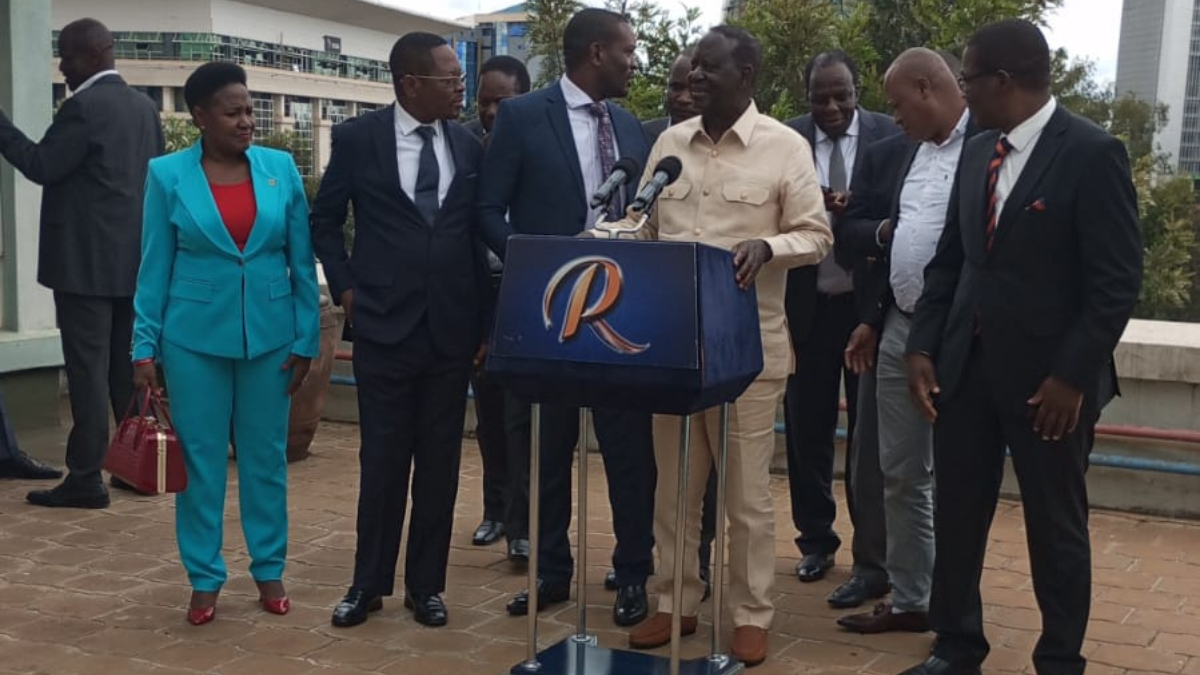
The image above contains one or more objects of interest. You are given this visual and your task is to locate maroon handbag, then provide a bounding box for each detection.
[103,389,188,495]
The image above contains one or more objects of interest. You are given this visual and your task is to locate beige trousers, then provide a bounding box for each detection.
[651,377,785,629]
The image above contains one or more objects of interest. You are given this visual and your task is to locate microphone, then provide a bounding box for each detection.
[590,156,641,209]
[629,156,683,213]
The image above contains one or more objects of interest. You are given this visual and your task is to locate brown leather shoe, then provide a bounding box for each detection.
[628,612,697,649]
[731,625,769,667]
[837,602,930,633]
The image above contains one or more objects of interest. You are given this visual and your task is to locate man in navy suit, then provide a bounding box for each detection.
[312,32,488,629]
[477,8,656,628]
[782,51,899,596]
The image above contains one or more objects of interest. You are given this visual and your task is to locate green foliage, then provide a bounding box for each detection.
[162,116,200,154]
[1051,51,1113,128]
[1134,157,1197,319]
[527,0,584,87]
[614,0,704,120]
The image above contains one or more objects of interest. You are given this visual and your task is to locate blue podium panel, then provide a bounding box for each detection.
[487,236,763,415]
[509,640,744,675]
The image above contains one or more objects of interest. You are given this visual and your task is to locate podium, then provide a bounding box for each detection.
[488,235,763,675]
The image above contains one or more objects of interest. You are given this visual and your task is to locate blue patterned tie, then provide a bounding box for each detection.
[414,125,440,226]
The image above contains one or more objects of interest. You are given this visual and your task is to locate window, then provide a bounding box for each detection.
[251,93,274,140]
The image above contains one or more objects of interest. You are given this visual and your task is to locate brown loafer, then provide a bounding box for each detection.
[628,612,697,649]
[731,625,769,666]
[837,602,930,633]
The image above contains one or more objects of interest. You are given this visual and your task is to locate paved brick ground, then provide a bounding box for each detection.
[1,421,1198,675]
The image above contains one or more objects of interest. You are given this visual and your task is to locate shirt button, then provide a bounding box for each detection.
[740,192,747,200]
[702,189,711,197]
[694,228,702,235]
[710,150,718,158]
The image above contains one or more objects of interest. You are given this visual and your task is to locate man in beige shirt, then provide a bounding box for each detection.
[604,26,831,667]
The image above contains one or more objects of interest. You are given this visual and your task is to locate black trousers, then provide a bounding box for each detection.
[784,291,859,556]
[930,343,1095,675]
[506,399,656,586]
[54,292,135,489]
[350,323,472,597]
[472,367,519,530]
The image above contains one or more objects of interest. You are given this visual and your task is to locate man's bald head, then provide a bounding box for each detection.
[883,47,967,144]
[58,18,115,91]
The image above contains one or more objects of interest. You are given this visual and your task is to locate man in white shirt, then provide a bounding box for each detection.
[841,48,972,634]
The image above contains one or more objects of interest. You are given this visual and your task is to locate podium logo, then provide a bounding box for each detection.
[542,255,649,355]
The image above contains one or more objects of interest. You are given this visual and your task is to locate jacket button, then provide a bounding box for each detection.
[237,260,244,266]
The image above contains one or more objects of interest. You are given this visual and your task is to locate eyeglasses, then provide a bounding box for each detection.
[409,73,467,86]
[957,69,1018,89]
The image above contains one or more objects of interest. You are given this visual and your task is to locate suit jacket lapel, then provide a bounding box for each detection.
[372,107,423,222]
[176,143,242,257]
[442,122,474,209]
[962,131,997,257]
[546,83,586,202]
[988,107,1069,256]
[241,147,282,256]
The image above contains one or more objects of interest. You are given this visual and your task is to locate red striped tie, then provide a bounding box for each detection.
[984,137,1014,252]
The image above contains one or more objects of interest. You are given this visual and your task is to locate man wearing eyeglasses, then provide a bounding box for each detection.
[312,32,489,629]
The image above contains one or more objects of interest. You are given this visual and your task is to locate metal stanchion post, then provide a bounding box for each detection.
[521,404,542,672]
[709,402,731,668]
[670,414,692,675]
[572,407,595,644]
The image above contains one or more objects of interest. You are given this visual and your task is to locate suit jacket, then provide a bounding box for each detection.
[841,117,985,332]
[464,117,486,141]
[642,116,670,146]
[0,74,163,297]
[783,109,900,346]
[906,106,1142,404]
[311,107,488,358]
[477,82,650,257]
[132,143,320,362]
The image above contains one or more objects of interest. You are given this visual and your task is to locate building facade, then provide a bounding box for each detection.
[452,3,542,87]
[1115,0,1200,175]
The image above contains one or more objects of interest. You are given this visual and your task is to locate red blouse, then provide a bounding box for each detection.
[209,180,257,251]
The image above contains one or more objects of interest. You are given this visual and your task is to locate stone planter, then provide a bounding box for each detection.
[285,294,344,462]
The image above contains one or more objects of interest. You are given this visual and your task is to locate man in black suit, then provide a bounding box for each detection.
[0,18,162,507]
[313,32,488,629]
[477,8,655,628]
[463,55,532,556]
[898,20,1141,675]
[783,51,899,589]
[641,51,696,145]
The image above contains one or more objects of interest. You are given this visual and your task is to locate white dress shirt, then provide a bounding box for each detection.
[813,111,859,295]
[890,109,970,314]
[72,69,119,94]
[993,97,1057,224]
[394,101,455,208]
[560,75,620,230]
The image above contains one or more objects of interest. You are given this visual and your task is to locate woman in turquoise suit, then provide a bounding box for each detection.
[132,62,319,625]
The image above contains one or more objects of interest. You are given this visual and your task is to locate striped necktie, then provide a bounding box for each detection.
[984,137,1014,252]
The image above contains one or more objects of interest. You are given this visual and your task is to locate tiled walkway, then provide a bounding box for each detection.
[0,421,1197,675]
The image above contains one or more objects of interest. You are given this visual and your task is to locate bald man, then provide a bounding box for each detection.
[0,18,163,508]
[837,48,979,634]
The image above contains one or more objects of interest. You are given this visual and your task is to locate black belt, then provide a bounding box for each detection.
[897,307,914,319]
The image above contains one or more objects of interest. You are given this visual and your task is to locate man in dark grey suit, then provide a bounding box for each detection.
[0,18,162,508]
[641,50,695,145]
[783,51,899,598]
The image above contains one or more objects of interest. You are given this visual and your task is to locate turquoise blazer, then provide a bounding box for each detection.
[133,142,320,361]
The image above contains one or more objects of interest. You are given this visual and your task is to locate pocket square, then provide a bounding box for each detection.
[1026,198,1047,212]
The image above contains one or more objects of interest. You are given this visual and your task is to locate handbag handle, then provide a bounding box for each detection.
[122,388,173,431]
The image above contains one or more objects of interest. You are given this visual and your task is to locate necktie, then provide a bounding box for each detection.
[828,135,847,192]
[984,137,1014,251]
[414,125,440,226]
[587,102,619,220]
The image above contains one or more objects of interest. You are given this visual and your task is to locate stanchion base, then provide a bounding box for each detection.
[508,639,745,675]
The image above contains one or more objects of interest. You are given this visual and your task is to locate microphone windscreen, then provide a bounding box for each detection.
[614,156,641,182]
[655,156,683,184]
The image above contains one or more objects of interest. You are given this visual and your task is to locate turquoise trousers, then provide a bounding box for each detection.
[161,340,292,592]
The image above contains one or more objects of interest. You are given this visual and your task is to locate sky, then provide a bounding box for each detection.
[380,0,1123,83]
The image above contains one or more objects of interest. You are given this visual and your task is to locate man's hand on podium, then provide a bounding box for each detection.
[731,239,773,290]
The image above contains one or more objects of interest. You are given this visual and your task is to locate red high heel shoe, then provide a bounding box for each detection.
[187,605,216,625]
[260,596,291,615]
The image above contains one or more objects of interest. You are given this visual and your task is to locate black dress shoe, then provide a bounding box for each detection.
[110,475,152,495]
[331,589,383,627]
[472,519,505,546]
[0,451,62,480]
[507,538,530,563]
[404,592,448,627]
[506,578,570,616]
[604,568,618,591]
[896,655,981,675]
[796,552,835,582]
[827,575,890,609]
[612,584,648,626]
[26,482,109,509]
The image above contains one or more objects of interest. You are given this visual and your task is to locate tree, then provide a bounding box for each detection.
[527,0,584,87]
[163,116,200,153]
[609,0,704,119]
